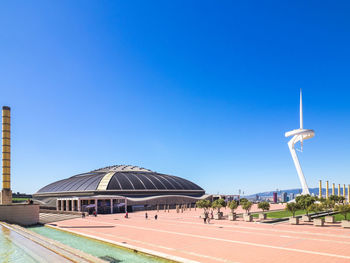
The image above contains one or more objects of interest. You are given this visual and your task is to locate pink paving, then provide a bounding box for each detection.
[50,204,350,263]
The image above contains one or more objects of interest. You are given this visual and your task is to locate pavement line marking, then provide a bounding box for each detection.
[72,228,237,263]
[86,222,350,260]
[49,225,200,263]
[148,220,350,245]
[159,218,350,240]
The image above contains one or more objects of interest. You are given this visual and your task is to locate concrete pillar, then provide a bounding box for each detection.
[78,199,81,212]
[326,181,329,199]
[338,184,341,197]
[110,199,113,214]
[56,200,60,211]
[95,198,98,214]
[319,180,322,199]
[72,200,75,211]
[61,200,64,211]
[1,106,12,205]
[332,183,335,196]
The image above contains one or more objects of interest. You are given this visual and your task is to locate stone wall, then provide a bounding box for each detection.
[0,204,39,225]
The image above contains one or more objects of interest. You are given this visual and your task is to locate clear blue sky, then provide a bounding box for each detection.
[1,1,350,195]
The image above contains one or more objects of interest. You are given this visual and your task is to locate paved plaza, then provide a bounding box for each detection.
[50,204,350,263]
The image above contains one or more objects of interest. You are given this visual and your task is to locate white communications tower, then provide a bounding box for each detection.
[285,90,315,195]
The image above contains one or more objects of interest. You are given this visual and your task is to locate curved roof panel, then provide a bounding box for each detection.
[36,165,204,194]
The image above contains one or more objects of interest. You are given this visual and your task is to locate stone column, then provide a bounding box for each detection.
[72,199,75,211]
[344,184,346,199]
[56,199,60,211]
[332,183,335,196]
[95,198,98,214]
[110,199,113,214]
[326,181,329,199]
[338,184,341,197]
[78,199,81,212]
[319,180,322,199]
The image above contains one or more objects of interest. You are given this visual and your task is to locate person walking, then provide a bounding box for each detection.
[145,212,148,219]
[155,214,158,220]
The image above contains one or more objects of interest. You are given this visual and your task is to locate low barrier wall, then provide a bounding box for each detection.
[0,204,39,225]
[39,209,84,216]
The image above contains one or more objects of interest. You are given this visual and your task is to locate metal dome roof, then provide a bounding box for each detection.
[36,165,204,194]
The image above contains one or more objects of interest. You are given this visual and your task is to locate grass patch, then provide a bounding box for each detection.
[252,210,307,219]
[320,212,350,222]
[12,197,29,203]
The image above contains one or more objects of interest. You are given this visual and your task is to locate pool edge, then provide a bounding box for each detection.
[45,223,199,263]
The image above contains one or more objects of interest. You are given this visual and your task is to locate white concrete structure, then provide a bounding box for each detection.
[285,90,315,195]
[0,204,39,225]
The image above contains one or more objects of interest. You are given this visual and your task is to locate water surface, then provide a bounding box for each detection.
[28,225,170,263]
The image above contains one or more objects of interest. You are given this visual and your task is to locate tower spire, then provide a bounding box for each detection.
[300,89,303,130]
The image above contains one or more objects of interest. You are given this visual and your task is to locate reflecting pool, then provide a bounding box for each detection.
[0,224,70,263]
[28,225,170,263]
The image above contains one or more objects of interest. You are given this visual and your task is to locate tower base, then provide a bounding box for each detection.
[0,189,12,204]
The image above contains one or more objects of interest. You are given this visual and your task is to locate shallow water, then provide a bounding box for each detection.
[0,224,70,263]
[28,225,169,263]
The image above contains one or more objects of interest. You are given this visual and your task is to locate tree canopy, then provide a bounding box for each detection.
[286,202,300,218]
[335,204,350,220]
[258,201,270,212]
[227,200,238,213]
[295,195,316,215]
[212,198,226,213]
[242,201,253,214]
[196,199,211,211]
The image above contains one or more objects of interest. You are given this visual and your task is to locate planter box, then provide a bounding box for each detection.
[302,215,311,222]
[289,217,299,225]
[313,218,324,227]
[228,213,236,221]
[243,214,253,222]
[341,220,350,228]
[325,215,335,223]
[258,213,267,220]
[214,213,222,220]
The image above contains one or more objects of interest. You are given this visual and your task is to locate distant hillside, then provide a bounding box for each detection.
[244,188,342,198]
